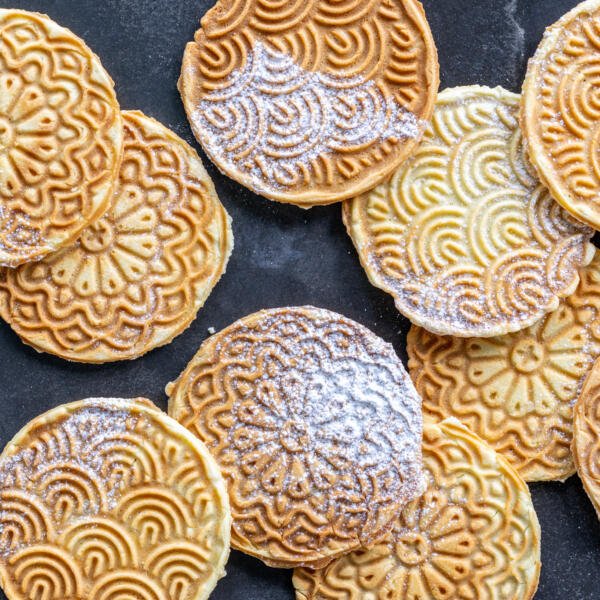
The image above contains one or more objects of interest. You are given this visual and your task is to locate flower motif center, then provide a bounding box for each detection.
[80,219,114,253]
[0,116,15,151]
[280,420,310,453]
[510,338,545,374]
[395,532,431,566]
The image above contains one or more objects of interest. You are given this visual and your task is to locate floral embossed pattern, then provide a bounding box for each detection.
[0,110,233,363]
[293,420,541,600]
[167,306,424,568]
[0,398,231,600]
[408,251,600,482]
[179,0,439,206]
[522,0,600,229]
[0,10,123,267]
[573,360,600,520]
[344,85,594,337]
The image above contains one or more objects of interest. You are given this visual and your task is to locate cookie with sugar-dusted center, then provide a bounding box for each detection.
[179,0,439,207]
[573,359,600,519]
[0,397,231,600]
[167,306,424,568]
[344,85,595,338]
[0,10,123,268]
[0,110,233,363]
[293,419,541,600]
[408,249,600,482]
[521,0,600,229]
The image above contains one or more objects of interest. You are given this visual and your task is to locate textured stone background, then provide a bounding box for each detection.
[0,1,598,598]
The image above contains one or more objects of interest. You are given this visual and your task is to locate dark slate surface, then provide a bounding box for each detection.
[0,1,599,598]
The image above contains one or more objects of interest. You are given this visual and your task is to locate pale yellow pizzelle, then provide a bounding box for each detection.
[573,360,600,519]
[294,419,541,600]
[168,306,424,568]
[522,0,600,229]
[408,249,600,482]
[180,0,439,207]
[0,110,233,363]
[0,398,231,600]
[0,10,123,267]
[344,85,594,338]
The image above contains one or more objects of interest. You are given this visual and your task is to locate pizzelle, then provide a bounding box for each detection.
[167,306,424,568]
[293,419,541,600]
[0,398,231,600]
[344,85,594,338]
[408,250,600,482]
[179,0,439,206]
[0,10,123,268]
[522,0,600,229]
[0,110,233,363]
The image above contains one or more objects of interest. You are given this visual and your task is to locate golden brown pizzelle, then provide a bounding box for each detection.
[521,0,600,229]
[0,398,231,600]
[0,110,233,363]
[167,306,424,568]
[344,85,594,338]
[179,0,439,207]
[408,249,600,482]
[573,360,600,519]
[293,419,541,600]
[0,10,123,268]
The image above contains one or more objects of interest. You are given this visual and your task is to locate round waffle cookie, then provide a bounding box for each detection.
[408,249,600,482]
[179,0,439,207]
[0,398,231,600]
[0,110,233,363]
[522,0,600,229]
[167,306,424,568]
[344,85,595,338]
[573,360,600,519]
[293,419,541,600]
[0,10,123,268]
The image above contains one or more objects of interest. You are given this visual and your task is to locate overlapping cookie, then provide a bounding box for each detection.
[294,419,541,600]
[0,397,231,600]
[408,250,600,482]
[0,10,123,268]
[179,0,439,207]
[573,359,600,519]
[522,0,600,229]
[0,110,233,363]
[344,85,595,337]
[167,306,424,568]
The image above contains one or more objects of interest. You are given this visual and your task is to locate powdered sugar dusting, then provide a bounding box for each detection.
[0,399,143,556]
[191,43,423,194]
[181,306,424,560]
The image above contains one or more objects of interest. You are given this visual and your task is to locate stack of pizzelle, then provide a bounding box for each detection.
[0,9,233,363]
